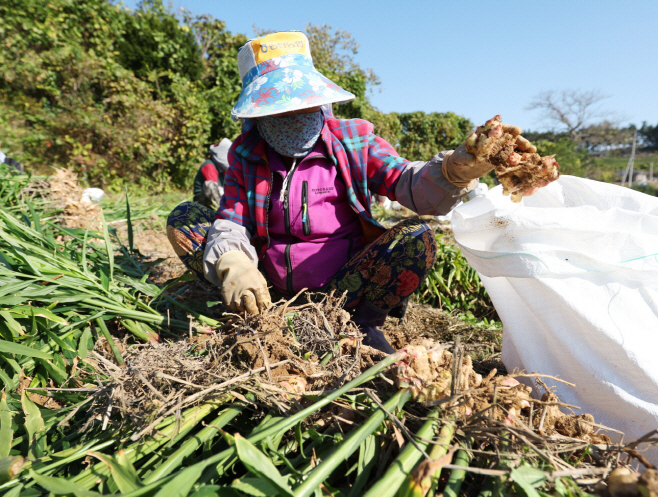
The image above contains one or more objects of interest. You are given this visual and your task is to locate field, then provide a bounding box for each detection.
[1,167,656,497]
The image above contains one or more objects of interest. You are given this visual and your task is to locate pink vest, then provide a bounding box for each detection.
[263,142,365,296]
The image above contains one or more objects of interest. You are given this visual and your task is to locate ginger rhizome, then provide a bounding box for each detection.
[466,115,560,202]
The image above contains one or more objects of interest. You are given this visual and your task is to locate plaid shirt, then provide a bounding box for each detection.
[217,117,409,258]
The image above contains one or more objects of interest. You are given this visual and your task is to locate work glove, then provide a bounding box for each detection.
[202,180,223,211]
[442,124,537,188]
[216,251,271,314]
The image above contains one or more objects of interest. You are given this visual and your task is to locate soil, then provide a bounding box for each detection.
[16,377,62,409]
[382,302,504,374]
[113,217,188,285]
[48,168,103,230]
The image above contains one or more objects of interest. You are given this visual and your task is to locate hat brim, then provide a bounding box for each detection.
[231,63,355,120]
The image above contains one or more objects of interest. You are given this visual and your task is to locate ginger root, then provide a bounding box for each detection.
[465,115,560,202]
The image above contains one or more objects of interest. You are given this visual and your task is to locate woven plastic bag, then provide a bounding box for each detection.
[452,175,658,460]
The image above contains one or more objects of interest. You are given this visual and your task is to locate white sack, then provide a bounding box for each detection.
[81,188,105,204]
[451,175,658,461]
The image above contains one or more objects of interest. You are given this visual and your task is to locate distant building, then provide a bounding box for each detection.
[616,170,648,185]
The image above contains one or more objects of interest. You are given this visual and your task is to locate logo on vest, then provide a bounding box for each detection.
[312,186,334,195]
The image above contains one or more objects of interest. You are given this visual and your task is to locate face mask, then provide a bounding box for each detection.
[256,111,324,158]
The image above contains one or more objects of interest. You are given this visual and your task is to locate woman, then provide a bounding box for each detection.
[167,31,536,353]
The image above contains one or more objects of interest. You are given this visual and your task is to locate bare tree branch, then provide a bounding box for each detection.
[526,89,613,140]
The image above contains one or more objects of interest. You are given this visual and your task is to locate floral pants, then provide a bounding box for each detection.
[166,201,437,312]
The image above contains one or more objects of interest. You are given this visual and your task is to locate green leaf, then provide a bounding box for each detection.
[36,359,68,385]
[46,330,76,353]
[29,469,103,497]
[0,369,17,392]
[294,422,306,459]
[232,477,280,496]
[0,391,14,457]
[8,306,68,325]
[511,467,546,497]
[77,326,92,359]
[0,339,52,359]
[154,463,205,497]
[349,434,379,497]
[0,252,13,270]
[21,391,46,460]
[512,466,547,489]
[0,311,24,336]
[101,212,114,282]
[234,434,294,497]
[2,483,23,497]
[0,455,25,485]
[89,451,143,493]
[100,266,110,292]
[191,487,239,497]
[126,188,134,253]
[26,199,43,236]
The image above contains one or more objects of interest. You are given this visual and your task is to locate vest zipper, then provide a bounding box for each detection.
[283,177,293,236]
[264,167,274,252]
[302,181,311,236]
[285,244,294,296]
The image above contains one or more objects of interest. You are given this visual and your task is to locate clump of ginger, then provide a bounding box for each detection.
[465,115,560,202]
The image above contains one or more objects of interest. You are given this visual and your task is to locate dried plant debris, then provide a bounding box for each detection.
[466,114,560,202]
[392,342,611,445]
[223,291,385,390]
[18,167,102,228]
[89,292,388,434]
[84,294,655,478]
[48,168,102,229]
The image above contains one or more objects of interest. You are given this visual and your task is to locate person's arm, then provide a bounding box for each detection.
[201,146,269,314]
[393,152,477,216]
[364,132,476,216]
[202,219,258,287]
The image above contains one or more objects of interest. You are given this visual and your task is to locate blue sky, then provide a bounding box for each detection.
[123,0,658,132]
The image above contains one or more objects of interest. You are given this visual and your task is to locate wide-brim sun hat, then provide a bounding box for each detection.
[231,31,355,120]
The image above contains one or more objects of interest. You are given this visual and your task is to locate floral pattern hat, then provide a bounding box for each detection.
[232,31,355,120]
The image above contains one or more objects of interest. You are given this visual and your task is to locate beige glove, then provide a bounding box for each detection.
[442,125,536,188]
[216,251,271,314]
[442,144,493,188]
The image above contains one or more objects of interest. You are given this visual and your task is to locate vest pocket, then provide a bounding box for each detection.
[302,181,311,236]
[285,244,294,296]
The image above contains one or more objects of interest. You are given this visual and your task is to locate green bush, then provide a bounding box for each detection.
[414,234,495,319]
[0,0,237,191]
[534,138,598,178]
[631,183,658,196]
[0,1,473,191]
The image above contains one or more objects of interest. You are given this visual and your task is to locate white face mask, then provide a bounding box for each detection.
[256,111,324,157]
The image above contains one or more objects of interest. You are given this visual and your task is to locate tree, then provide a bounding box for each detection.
[640,121,658,150]
[0,0,212,189]
[395,111,473,161]
[116,0,203,90]
[526,89,613,141]
[184,12,247,142]
[577,121,635,153]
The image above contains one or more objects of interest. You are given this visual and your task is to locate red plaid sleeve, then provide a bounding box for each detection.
[216,145,254,233]
[366,133,409,199]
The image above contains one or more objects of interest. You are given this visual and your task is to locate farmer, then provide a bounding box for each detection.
[0,148,24,174]
[166,31,536,353]
[192,138,232,210]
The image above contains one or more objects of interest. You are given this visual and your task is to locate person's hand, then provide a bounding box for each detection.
[442,124,537,188]
[202,180,222,211]
[442,143,493,188]
[216,251,271,314]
